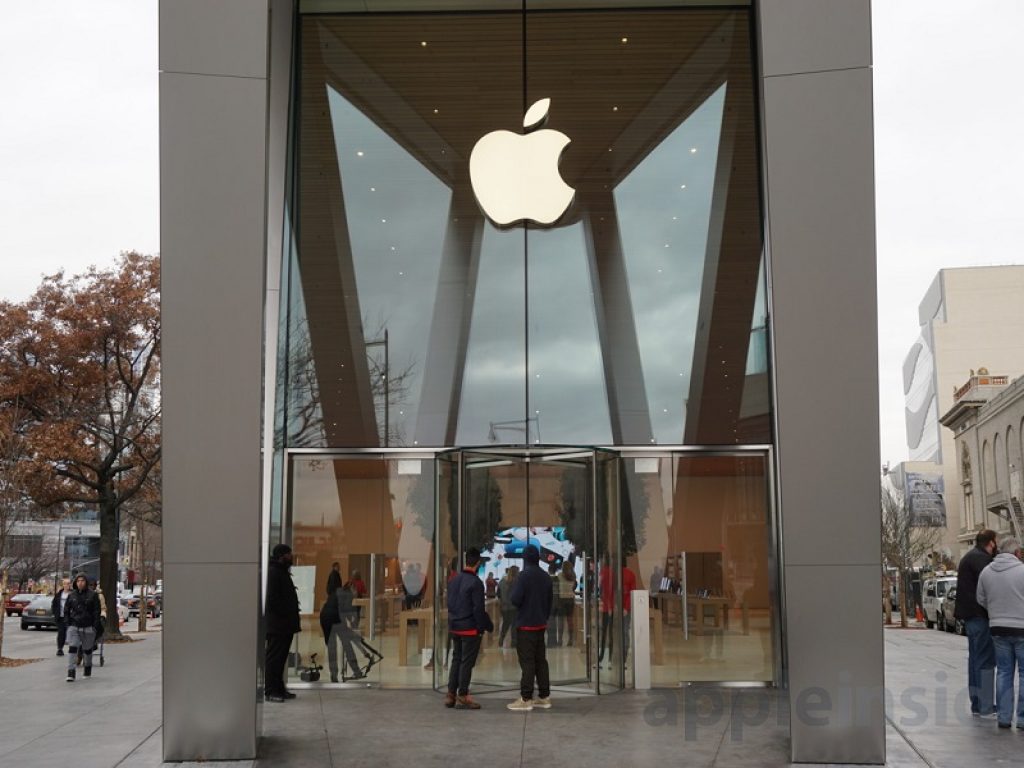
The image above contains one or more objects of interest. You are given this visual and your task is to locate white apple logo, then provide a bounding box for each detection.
[469,98,575,226]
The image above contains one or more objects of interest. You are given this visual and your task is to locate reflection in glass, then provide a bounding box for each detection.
[615,87,726,445]
[456,225,526,445]
[286,457,436,687]
[327,87,452,446]
[527,223,612,445]
[622,454,774,684]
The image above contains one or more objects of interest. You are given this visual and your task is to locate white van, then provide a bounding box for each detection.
[922,574,957,629]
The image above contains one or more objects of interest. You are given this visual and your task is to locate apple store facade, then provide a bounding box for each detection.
[161,0,883,764]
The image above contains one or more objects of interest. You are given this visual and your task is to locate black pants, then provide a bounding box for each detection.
[447,633,482,696]
[499,609,517,646]
[56,619,67,651]
[266,632,293,696]
[516,628,550,700]
[598,611,631,662]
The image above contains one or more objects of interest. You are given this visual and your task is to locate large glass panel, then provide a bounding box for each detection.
[623,452,775,684]
[286,456,435,688]
[291,13,524,449]
[525,8,767,446]
[448,449,600,691]
[286,7,766,451]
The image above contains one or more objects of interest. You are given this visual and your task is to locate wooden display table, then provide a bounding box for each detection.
[398,608,434,666]
[686,596,730,635]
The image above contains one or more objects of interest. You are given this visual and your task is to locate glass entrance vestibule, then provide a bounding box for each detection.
[281,448,777,692]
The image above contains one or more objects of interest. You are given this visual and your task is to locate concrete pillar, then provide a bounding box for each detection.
[757,1,885,763]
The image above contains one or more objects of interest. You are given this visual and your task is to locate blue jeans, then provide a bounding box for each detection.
[965,617,996,714]
[992,635,1024,726]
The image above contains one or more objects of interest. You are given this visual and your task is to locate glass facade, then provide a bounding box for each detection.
[275,3,775,691]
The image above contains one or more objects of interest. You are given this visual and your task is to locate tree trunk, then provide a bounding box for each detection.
[897,566,909,628]
[99,499,123,640]
[0,569,7,660]
[882,571,892,626]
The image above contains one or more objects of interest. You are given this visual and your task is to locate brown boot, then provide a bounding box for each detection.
[444,691,457,708]
[455,694,481,710]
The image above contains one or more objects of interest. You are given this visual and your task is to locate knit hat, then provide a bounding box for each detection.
[524,545,540,564]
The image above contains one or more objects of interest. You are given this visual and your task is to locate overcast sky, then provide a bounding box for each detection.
[1,1,1022,465]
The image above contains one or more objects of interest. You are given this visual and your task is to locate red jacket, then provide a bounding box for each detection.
[600,567,637,613]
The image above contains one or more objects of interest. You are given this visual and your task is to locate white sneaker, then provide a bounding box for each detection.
[507,697,533,712]
[533,697,552,709]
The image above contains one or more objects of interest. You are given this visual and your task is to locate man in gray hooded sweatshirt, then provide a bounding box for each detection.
[977,535,1024,729]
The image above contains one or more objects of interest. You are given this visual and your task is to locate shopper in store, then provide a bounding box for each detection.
[507,545,553,712]
[497,566,520,649]
[557,562,578,647]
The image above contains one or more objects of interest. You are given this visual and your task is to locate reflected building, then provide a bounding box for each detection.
[161,1,883,764]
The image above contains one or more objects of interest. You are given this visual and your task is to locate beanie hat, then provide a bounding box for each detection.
[524,545,540,564]
[272,544,292,560]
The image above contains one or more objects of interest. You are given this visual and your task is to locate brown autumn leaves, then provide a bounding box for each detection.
[0,253,161,629]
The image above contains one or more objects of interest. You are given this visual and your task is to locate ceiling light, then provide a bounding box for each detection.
[420,41,427,47]
[356,151,364,157]
[690,147,697,154]
[621,37,628,43]
[680,184,687,189]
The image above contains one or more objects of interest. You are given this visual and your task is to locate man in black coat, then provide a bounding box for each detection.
[508,545,553,712]
[955,529,998,716]
[265,544,301,702]
[445,547,492,709]
[63,573,100,682]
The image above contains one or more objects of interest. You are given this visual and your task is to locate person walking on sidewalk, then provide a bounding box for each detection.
[51,577,71,657]
[977,535,1024,729]
[265,544,301,702]
[507,545,553,712]
[955,529,998,717]
[64,574,100,682]
[445,547,492,710]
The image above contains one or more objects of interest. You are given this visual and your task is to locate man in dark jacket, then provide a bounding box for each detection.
[508,545,553,712]
[955,529,998,716]
[445,547,492,709]
[64,573,100,682]
[265,544,301,702]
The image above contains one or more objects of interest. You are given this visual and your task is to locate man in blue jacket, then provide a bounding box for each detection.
[446,547,492,709]
[508,545,553,711]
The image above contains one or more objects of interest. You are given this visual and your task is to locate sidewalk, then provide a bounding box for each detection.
[0,620,1020,767]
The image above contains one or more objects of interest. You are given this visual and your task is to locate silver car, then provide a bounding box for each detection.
[20,595,57,631]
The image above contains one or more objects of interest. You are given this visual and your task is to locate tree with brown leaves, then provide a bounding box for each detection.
[0,252,160,639]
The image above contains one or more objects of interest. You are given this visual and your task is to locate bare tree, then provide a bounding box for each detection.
[881,484,942,628]
[280,316,416,448]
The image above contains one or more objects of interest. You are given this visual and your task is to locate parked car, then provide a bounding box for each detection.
[940,586,965,634]
[20,595,57,630]
[126,593,161,619]
[922,574,957,629]
[5,593,35,617]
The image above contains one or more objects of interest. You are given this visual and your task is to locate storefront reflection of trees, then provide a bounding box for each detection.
[282,315,418,449]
